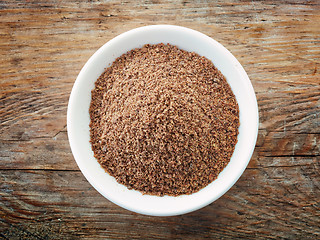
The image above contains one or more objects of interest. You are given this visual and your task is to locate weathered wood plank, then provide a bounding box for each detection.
[0,130,319,170]
[0,161,319,239]
[0,131,77,170]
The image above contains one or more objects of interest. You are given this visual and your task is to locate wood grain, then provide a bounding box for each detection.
[1,0,319,239]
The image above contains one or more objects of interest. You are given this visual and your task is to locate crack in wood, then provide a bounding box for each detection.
[0,169,80,172]
[247,164,316,170]
[265,154,319,158]
[52,124,67,138]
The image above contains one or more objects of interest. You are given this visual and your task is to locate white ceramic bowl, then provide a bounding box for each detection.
[67,25,259,216]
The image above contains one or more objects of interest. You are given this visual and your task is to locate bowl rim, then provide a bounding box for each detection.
[67,24,259,216]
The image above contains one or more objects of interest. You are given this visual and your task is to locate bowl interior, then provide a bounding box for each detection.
[67,25,258,216]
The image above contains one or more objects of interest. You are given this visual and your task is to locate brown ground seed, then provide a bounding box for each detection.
[89,43,239,196]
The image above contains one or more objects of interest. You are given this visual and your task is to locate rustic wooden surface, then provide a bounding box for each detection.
[1,0,319,239]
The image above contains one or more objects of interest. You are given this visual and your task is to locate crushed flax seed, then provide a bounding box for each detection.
[89,43,239,196]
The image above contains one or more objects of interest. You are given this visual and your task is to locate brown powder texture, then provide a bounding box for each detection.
[89,43,239,196]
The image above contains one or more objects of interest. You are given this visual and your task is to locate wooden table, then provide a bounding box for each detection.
[1,1,319,239]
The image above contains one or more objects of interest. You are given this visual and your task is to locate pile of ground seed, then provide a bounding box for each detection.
[89,43,239,196]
